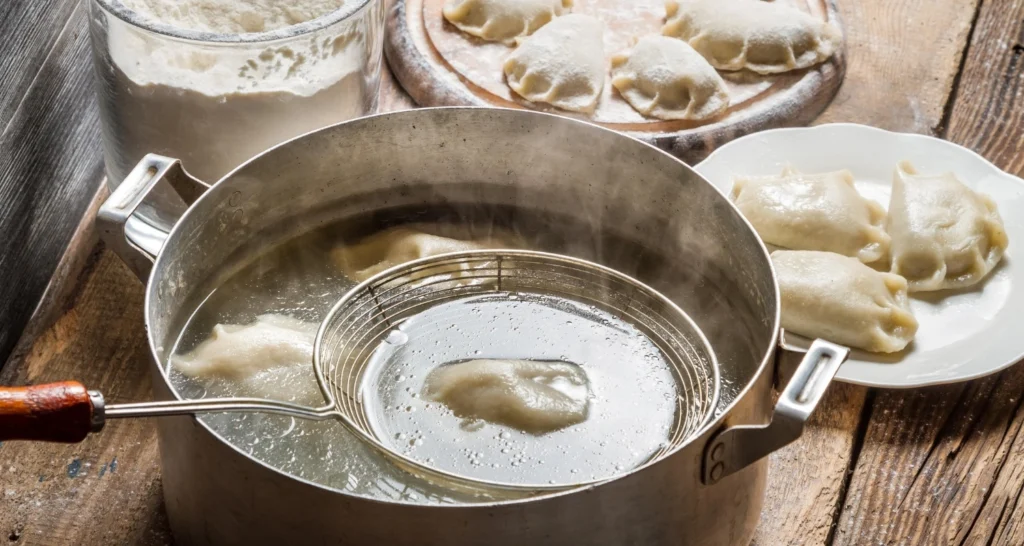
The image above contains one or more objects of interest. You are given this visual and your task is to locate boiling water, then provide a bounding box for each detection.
[366,292,678,486]
[169,208,709,504]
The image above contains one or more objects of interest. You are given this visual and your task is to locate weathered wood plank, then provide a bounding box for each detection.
[751,385,869,545]
[0,246,170,546]
[816,0,981,132]
[0,2,104,367]
[833,1,1024,544]
[0,0,79,131]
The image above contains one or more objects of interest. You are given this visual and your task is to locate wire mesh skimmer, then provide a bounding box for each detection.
[0,250,719,495]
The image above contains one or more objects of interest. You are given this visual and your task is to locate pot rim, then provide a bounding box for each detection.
[143,106,782,507]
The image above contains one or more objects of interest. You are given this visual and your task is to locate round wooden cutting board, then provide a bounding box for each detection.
[384,0,846,163]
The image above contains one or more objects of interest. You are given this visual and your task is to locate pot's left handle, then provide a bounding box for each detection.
[96,155,208,280]
[701,339,849,485]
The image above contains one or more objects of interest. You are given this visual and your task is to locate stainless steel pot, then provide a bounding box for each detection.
[95,107,848,546]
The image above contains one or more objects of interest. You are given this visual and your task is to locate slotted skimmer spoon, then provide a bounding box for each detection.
[0,250,719,494]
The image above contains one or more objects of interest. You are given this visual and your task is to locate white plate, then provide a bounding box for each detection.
[695,123,1024,388]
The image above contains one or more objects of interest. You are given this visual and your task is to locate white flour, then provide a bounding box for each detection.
[120,0,345,34]
[98,0,379,189]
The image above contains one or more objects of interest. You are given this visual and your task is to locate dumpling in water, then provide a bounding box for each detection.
[172,314,322,403]
[503,14,606,113]
[887,161,1008,292]
[331,224,521,284]
[423,359,591,434]
[610,35,729,121]
[773,250,918,353]
[731,167,890,264]
[662,0,842,74]
[442,0,572,45]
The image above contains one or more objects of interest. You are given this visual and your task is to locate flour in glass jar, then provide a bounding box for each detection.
[98,0,379,186]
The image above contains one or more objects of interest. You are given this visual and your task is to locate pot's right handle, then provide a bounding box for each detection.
[701,338,849,485]
[96,154,208,280]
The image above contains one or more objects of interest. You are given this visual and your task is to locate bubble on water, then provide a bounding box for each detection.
[385,330,409,345]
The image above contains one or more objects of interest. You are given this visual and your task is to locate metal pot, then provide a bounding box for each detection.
[96,107,848,546]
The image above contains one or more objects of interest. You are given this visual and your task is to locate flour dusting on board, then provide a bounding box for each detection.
[423,0,828,125]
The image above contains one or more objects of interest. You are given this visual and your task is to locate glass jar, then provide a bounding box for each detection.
[87,0,385,231]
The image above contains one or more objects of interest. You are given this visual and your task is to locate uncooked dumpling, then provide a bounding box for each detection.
[773,250,918,353]
[442,0,572,45]
[663,0,842,74]
[173,314,318,379]
[610,35,729,121]
[887,161,1008,292]
[423,359,591,434]
[503,14,606,113]
[731,167,890,264]
[331,224,521,284]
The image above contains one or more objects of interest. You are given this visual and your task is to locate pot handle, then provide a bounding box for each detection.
[701,338,850,485]
[0,382,104,443]
[96,154,208,280]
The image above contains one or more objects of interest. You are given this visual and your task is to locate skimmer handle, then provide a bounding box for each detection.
[0,382,105,443]
[0,381,337,443]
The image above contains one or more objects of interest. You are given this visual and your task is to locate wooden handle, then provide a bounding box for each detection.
[0,381,99,443]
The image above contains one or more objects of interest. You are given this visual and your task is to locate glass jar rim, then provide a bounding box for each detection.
[92,0,374,44]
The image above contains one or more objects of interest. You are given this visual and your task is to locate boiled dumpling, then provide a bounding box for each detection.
[731,167,890,264]
[172,314,323,403]
[423,359,591,434]
[174,314,317,379]
[773,250,918,353]
[610,35,729,121]
[887,161,1008,292]
[503,14,605,113]
[331,224,521,283]
[442,0,572,45]
[662,0,842,74]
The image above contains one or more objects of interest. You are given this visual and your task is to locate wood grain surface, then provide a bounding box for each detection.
[2,0,1024,544]
[0,1,104,368]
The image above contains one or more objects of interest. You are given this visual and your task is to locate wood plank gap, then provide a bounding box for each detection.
[824,388,877,546]
[936,0,988,137]
[0,3,79,141]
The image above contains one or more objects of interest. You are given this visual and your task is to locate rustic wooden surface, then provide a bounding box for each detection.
[0,0,104,368]
[1,0,1023,544]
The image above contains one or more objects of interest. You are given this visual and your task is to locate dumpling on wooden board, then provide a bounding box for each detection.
[731,167,890,264]
[662,0,842,74]
[610,35,729,121]
[887,161,1008,292]
[331,224,522,284]
[442,0,572,45]
[422,359,591,434]
[772,250,918,353]
[503,14,606,113]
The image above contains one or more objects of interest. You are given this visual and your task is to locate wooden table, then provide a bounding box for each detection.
[1,1,1023,544]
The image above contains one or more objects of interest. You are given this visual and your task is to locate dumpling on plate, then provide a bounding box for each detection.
[887,161,1008,292]
[422,359,591,434]
[773,250,918,353]
[331,224,521,284]
[662,0,842,74]
[610,35,729,121]
[731,166,890,264]
[442,0,572,45]
[503,14,605,113]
